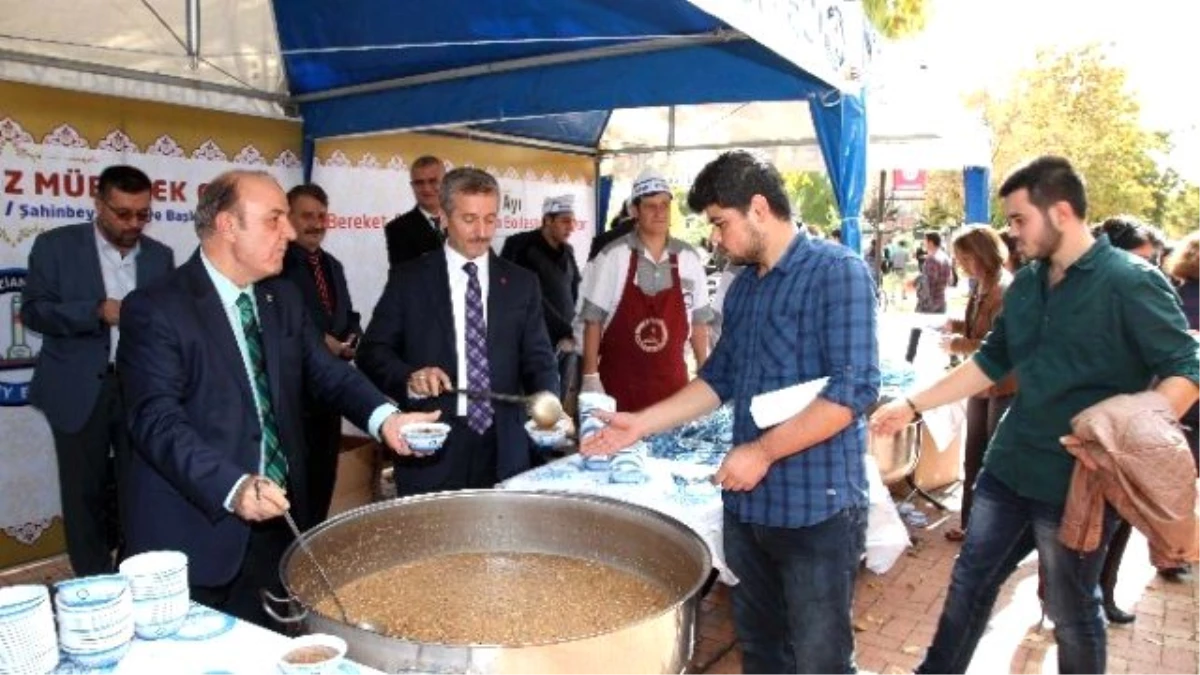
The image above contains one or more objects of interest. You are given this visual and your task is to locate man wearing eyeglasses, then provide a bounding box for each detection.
[21,164,175,576]
[384,155,446,267]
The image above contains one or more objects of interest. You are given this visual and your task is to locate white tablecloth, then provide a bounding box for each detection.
[499,451,910,585]
[51,602,379,674]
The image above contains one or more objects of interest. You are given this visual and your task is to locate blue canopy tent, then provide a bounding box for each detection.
[272,0,871,251]
[0,0,874,248]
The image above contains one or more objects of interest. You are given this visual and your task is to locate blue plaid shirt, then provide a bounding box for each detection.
[700,232,880,528]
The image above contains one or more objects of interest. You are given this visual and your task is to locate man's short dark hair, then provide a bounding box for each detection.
[998,156,1088,219]
[287,183,328,208]
[439,167,499,216]
[1098,215,1162,252]
[97,165,151,198]
[411,155,443,173]
[924,231,942,248]
[686,150,791,220]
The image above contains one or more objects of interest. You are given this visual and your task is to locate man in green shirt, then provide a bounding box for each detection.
[872,156,1199,674]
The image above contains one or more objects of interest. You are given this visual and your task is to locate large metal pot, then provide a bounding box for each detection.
[866,397,922,486]
[266,490,713,674]
[868,420,922,485]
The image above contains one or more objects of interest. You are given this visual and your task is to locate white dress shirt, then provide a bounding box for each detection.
[444,243,490,417]
[200,251,397,511]
[93,224,139,363]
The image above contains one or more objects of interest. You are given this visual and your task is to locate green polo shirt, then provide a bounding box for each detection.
[974,236,1199,505]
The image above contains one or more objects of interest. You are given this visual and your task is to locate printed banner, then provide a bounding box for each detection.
[312,132,595,319]
[0,82,302,566]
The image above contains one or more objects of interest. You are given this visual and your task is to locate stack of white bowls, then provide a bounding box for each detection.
[118,550,190,640]
[0,585,58,675]
[54,574,134,668]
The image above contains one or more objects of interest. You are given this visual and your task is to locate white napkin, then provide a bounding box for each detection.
[749,377,829,429]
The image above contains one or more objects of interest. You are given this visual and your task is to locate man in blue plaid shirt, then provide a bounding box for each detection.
[582,150,880,673]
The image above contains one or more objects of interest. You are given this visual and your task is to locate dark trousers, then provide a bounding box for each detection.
[723,506,868,674]
[394,421,498,498]
[960,395,1013,531]
[50,371,128,576]
[918,471,1118,674]
[1100,520,1132,605]
[190,518,290,629]
[302,409,343,528]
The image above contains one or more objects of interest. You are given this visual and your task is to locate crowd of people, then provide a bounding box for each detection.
[19,151,1198,674]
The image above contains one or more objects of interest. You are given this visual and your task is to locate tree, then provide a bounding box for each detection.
[782,171,840,232]
[1162,182,1200,239]
[863,0,930,39]
[920,170,964,226]
[964,46,1196,233]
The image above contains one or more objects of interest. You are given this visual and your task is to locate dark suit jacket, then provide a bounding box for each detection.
[117,253,387,586]
[22,222,175,433]
[384,207,441,267]
[357,249,559,489]
[279,243,361,341]
[500,230,580,344]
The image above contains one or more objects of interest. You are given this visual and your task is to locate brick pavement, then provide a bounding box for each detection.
[688,500,1198,674]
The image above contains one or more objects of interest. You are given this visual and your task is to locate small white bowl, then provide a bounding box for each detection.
[400,422,451,455]
[525,419,568,448]
[277,633,347,674]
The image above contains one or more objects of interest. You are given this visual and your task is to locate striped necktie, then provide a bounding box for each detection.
[307,250,334,316]
[462,262,493,433]
[235,292,287,485]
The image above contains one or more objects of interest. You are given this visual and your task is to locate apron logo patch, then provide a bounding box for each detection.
[634,317,669,353]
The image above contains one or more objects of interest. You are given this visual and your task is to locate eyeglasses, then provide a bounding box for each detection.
[102,200,152,223]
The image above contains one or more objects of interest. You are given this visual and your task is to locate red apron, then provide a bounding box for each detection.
[598,249,689,411]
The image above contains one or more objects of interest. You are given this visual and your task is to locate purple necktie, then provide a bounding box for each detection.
[463,261,493,433]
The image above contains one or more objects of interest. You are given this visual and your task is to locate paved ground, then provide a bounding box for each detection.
[687,492,1199,674]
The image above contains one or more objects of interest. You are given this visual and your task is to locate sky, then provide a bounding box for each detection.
[874,0,1199,181]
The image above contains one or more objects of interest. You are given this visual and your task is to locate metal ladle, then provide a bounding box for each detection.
[450,388,564,428]
[277,501,380,633]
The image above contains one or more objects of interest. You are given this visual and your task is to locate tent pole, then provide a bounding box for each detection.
[0,49,285,103]
[667,106,676,154]
[874,169,886,280]
[185,0,200,71]
[291,30,747,104]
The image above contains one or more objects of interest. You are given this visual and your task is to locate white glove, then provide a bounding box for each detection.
[581,373,605,394]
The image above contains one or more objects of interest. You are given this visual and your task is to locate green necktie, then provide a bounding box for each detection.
[236,292,287,486]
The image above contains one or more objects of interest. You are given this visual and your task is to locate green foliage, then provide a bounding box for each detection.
[783,171,840,233]
[863,0,930,39]
[967,46,1196,236]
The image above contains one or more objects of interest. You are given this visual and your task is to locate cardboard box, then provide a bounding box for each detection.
[328,438,382,518]
[913,423,964,491]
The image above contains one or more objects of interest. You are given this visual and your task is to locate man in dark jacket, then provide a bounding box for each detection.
[384,155,445,267]
[279,183,362,526]
[500,194,581,352]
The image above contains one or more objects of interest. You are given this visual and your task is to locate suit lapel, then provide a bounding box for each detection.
[183,256,255,412]
[431,250,456,365]
[255,282,285,424]
[486,254,506,357]
[78,224,106,298]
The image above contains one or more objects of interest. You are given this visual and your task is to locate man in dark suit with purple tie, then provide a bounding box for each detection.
[359,168,560,496]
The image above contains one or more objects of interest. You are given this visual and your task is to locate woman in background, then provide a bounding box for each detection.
[939,226,1016,542]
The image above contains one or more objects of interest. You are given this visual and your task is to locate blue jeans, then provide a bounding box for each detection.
[724,505,867,674]
[918,470,1118,674]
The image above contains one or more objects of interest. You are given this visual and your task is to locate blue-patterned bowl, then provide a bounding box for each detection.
[400,422,451,455]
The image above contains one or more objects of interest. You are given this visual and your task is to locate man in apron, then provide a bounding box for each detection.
[578,168,713,411]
